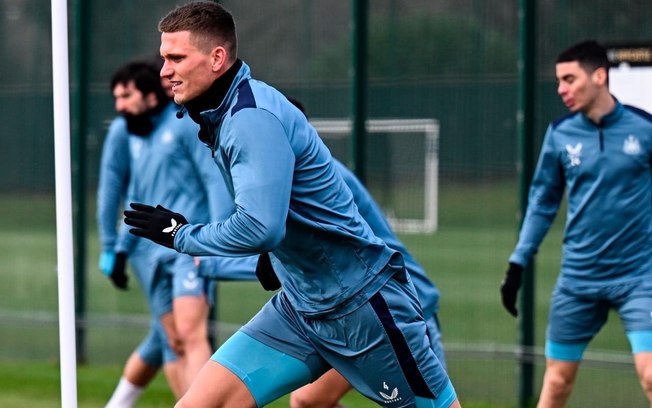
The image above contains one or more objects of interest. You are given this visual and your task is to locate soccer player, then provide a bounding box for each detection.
[124,2,460,407]
[290,159,447,408]
[500,40,652,407]
[97,59,255,407]
[283,98,447,407]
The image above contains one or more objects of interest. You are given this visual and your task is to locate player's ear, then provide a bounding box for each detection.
[145,92,158,109]
[592,66,608,87]
[210,47,227,72]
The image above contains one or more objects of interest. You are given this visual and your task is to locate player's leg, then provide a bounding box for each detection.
[170,256,212,391]
[173,294,211,388]
[538,283,607,407]
[633,351,652,402]
[153,318,185,398]
[105,325,163,408]
[162,360,183,399]
[122,350,159,386]
[619,279,652,403]
[290,369,351,408]
[175,358,256,408]
[178,293,328,407]
[131,253,185,397]
[105,352,156,408]
[537,358,580,408]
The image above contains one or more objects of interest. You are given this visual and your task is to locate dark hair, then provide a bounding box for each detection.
[556,40,609,74]
[158,1,237,60]
[110,60,168,104]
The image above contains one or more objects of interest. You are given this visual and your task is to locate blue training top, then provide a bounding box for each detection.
[510,100,652,285]
[333,159,441,316]
[174,62,398,317]
[96,116,131,253]
[97,101,256,280]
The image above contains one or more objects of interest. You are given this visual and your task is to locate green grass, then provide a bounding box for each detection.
[0,361,517,407]
[0,185,646,407]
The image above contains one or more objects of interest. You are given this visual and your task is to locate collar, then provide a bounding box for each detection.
[184,59,243,126]
[582,97,623,128]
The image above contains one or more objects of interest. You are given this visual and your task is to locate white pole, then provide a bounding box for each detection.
[51,0,78,406]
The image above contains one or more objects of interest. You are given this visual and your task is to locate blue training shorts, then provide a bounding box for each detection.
[137,318,177,366]
[427,313,447,372]
[129,251,212,366]
[212,266,455,407]
[130,252,212,318]
[546,278,652,361]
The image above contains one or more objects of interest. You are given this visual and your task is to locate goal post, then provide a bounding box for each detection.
[311,118,439,234]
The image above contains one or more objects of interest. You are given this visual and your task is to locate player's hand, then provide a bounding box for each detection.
[109,252,129,290]
[500,262,523,317]
[124,203,188,249]
[99,250,128,290]
[255,252,281,291]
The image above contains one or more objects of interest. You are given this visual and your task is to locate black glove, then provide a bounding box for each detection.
[124,203,188,249]
[255,252,281,291]
[500,262,524,317]
[110,252,129,290]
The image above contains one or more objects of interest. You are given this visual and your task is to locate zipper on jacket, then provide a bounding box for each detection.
[598,127,604,152]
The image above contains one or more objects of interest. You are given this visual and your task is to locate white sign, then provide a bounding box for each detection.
[610,64,652,113]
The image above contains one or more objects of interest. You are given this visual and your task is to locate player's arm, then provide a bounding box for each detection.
[501,125,565,316]
[510,125,565,267]
[176,109,294,255]
[97,119,131,289]
[97,119,130,254]
[126,109,294,257]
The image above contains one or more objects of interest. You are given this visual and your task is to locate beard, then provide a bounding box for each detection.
[123,112,154,136]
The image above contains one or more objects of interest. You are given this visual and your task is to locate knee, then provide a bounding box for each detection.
[174,318,208,345]
[290,391,315,408]
[544,370,575,397]
[290,390,341,408]
[290,391,314,408]
[638,364,652,392]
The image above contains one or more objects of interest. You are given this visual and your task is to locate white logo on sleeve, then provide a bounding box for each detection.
[379,382,401,403]
[566,143,582,166]
[623,135,641,155]
[182,271,200,290]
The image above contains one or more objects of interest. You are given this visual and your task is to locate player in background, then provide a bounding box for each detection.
[124,2,460,407]
[283,98,447,408]
[97,59,256,407]
[500,40,652,407]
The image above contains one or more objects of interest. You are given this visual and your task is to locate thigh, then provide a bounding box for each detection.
[305,274,451,406]
[547,284,609,344]
[173,295,209,335]
[211,293,331,406]
[616,280,652,334]
[178,358,257,408]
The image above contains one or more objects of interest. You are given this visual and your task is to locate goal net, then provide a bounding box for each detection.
[311,118,439,234]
